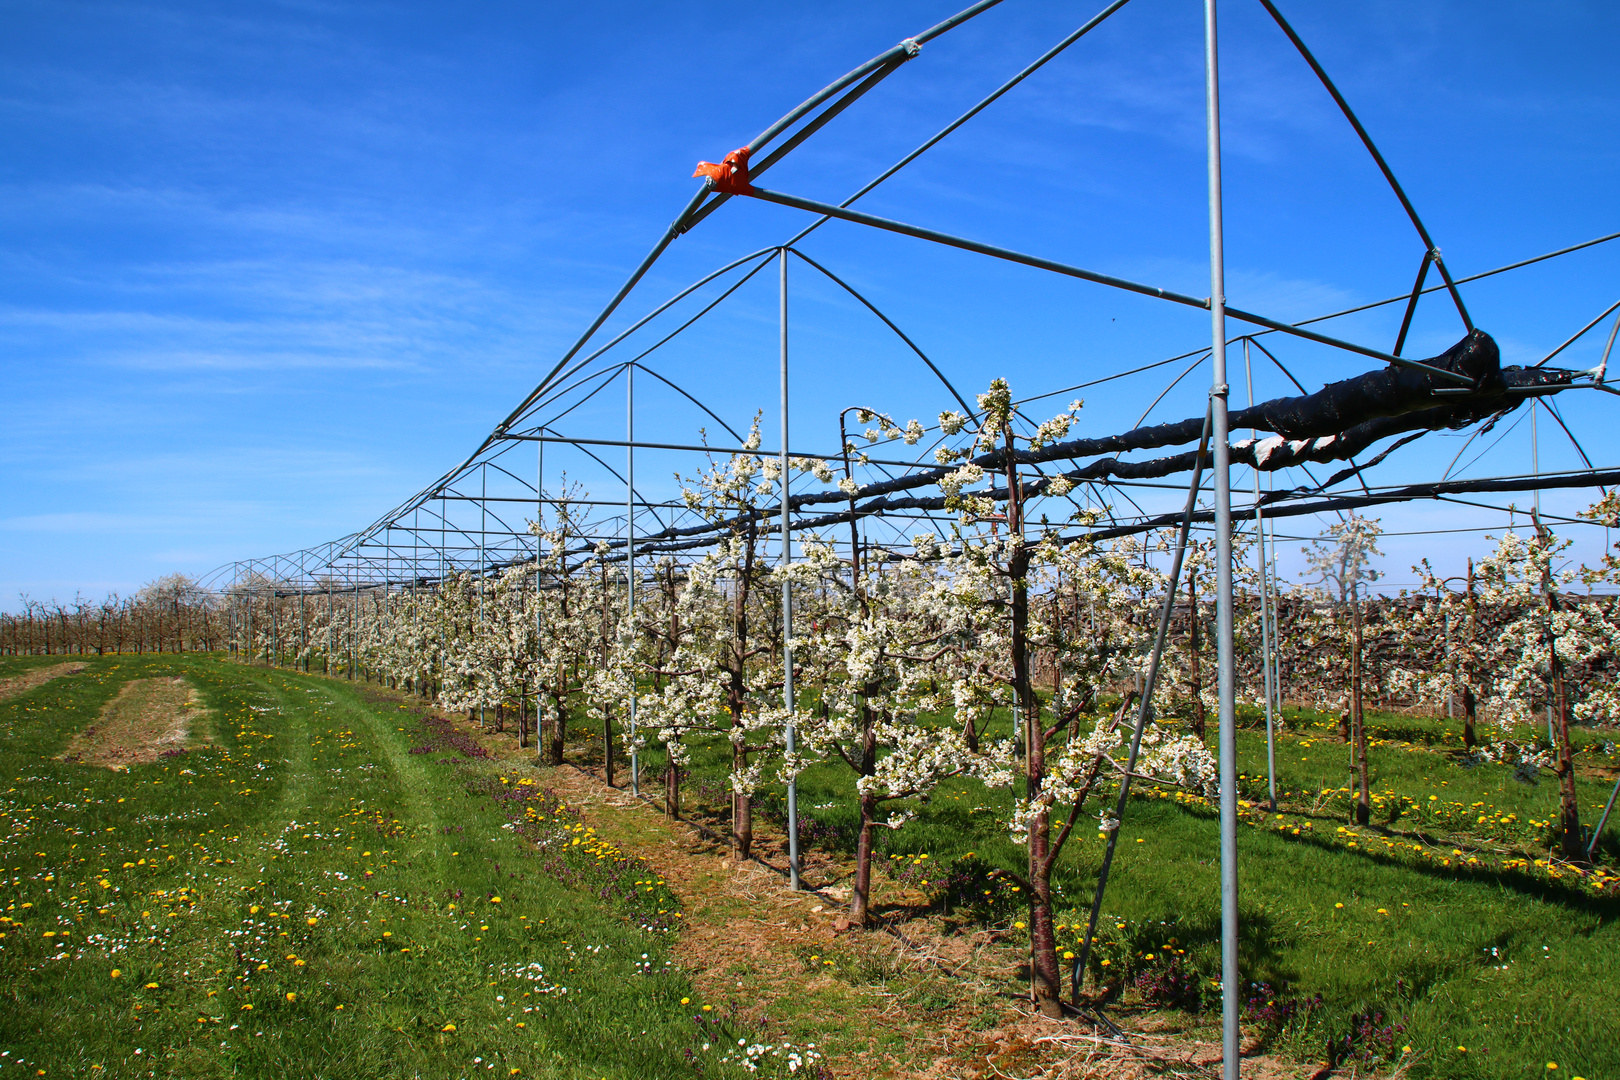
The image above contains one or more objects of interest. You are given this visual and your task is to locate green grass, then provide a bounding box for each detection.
[11,652,1611,1078]
[653,698,1620,1079]
[0,655,792,1079]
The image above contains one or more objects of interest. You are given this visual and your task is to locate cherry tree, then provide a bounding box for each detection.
[1304,514,1384,825]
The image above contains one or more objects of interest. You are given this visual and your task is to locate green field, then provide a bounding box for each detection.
[4,653,1617,1079]
[0,655,793,1080]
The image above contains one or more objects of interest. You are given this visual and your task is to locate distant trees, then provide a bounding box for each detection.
[2,576,222,655]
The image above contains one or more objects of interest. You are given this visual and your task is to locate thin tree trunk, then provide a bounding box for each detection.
[1533,520,1585,860]
[1463,559,1479,749]
[664,748,679,817]
[1351,592,1371,826]
[1187,575,1205,741]
[852,791,877,926]
[548,696,566,766]
[850,701,879,926]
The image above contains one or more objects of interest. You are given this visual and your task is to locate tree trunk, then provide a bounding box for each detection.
[1463,558,1479,749]
[1187,576,1205,741]
[1534,521,1585,860]
[664,751,679,818]
[1551,628,1584,860]
[727,525,756,860]
[548,696,566,766]
[852,791,877,926]
[850,700,879,926]
[1351,594,1371,826]
[732,741,753,859]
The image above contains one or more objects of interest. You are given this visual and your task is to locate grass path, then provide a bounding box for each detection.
[0,656,765,1080]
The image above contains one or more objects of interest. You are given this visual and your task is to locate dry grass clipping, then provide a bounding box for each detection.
[61,677,206,770]
[0,662,84,702]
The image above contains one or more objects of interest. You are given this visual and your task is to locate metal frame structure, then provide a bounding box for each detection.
[202,2,1620,1070]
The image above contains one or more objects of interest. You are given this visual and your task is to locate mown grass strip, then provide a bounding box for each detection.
[0,656,801,1079]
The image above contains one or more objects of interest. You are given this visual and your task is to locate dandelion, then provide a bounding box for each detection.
[285,993,296,1002]
[442,1023,456,1032]
[109,969,122,979]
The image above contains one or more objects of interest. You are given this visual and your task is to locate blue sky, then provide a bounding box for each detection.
[3,0,1619,606]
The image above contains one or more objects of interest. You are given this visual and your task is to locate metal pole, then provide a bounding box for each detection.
[1590,774,1620,860]
[479,464,487,728]
[1265,506,1281,721]
[780,248,801,890]
[413,509,420,695]
[348,573,356,679]
[628,365,639,796]
[538,433,546,767]
[1244,340,1278,812]
[1204,3,1240,1076]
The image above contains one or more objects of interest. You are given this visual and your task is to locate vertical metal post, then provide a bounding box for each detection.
[1265,509,1281,716]
[325,576,333,675]
[348,573,356,679]
[628,364,639,796]
[1590,774,1620,860]
[479,464,487,727]
[1204,3,1241,1076]
[780,248,801,890]
[1244,341,1278,812]
[544,430,550,767]
[440,496,448,699]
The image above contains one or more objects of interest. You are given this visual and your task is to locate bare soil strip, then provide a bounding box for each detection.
[61,676,205,769]
[0,662,84,702]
